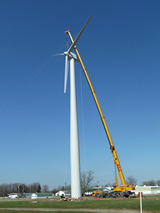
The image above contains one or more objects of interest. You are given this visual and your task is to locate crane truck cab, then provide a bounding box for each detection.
[92,190,103,197]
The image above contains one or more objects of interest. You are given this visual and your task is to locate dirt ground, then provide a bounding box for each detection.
[0,208,158,213]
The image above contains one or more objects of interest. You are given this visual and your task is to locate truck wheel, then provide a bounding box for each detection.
[95,193,99,197]
[105,194,109,198]
[115,193,120,198]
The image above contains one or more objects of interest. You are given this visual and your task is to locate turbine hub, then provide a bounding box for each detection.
[64,51,79,62]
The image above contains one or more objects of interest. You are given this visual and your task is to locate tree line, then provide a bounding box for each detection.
[0,182,48,197]
[125,176,160,186]
[0,171,94,197]
[142,180,160,186]
[105,176,160,187]
[1,173,160,197]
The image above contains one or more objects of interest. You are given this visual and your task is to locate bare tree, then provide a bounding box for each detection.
[42,185,49,193]
[126,176,137,185]
[0,184,10,197]
[65,184,71,190]
[57,185,63,191]
[31,182,41,193]
[156,180,160,186]
[51,188,58,195]
[142,180,156,186]
[105,183,111,187]
[81,170,94,193]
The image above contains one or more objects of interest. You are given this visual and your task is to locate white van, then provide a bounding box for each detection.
[31,193,38,199]
[8,193,18,198]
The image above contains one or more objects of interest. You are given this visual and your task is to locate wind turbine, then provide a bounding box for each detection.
[52,16,91,199]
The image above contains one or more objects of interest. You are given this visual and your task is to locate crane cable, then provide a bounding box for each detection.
[66,38,68,50]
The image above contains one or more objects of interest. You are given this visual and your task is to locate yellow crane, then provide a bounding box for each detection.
[65,20,134,194]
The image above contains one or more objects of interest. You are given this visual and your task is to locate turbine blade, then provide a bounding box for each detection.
[67,16,91,53]
[51,53,64,57]
[64,55,69,93]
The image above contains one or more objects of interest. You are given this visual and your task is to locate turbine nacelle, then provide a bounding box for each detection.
[64,52,79,62]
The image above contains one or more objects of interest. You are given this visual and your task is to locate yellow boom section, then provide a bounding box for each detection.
[65,30,128,187]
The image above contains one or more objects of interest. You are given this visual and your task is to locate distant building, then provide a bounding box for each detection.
[8,193,22,198]
[55,191,65,197]
[24,193,32,198]
[31,193,53,199]
[135,185,160,195]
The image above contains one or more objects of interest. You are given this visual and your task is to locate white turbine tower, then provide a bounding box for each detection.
[52,17,91,199]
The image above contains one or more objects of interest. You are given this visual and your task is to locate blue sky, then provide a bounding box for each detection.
[0,0,160,190]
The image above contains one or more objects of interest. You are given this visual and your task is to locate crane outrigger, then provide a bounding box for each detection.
[65,17,134,196]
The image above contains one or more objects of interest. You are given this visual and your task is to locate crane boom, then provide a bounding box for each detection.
[65,30,134,191]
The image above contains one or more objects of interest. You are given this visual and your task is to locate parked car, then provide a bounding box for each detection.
[8,193,18,198]
[31,193,38,199]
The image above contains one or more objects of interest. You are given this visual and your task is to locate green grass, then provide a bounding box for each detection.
[0,196,160,212]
